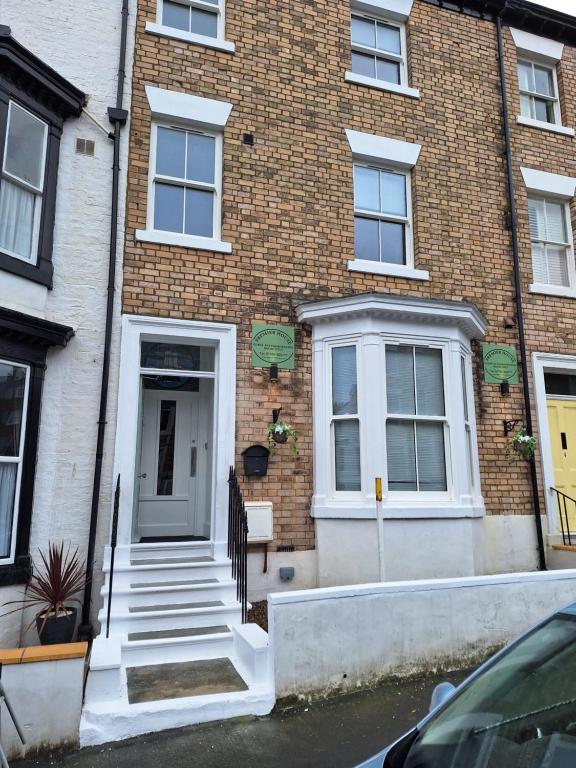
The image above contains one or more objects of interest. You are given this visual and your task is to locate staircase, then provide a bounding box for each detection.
[80,540,274,746]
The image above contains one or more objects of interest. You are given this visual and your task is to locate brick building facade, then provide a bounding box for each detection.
[111,0,576,595]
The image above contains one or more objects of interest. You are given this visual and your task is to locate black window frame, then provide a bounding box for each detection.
[0,27,85,288]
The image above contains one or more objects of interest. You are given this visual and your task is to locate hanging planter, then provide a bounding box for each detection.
[267,420,299,457]
[506,428,536,464]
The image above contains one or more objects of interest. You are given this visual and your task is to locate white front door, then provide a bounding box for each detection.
[136,386,210,540]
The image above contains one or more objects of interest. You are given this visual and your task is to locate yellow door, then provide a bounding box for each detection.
[548,398,576,531]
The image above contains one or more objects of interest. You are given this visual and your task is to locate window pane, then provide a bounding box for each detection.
[380,171,406,217]
[533,97,554,124]
[351,15,376,47]
[376,58,401,85]
[0,179,36,261]
[354,216,379,261]
[186,133,215,184]
[0,464,17,559]
[380,221,405,264]
[4,103,46,190]
[387,420,417,491]
[354,166,379,212]
[546,245,570,287]
[545,373,576,397]
[334,420,361,492]
[376,22,401,54]
[351,51,376,78]
[519,93,533,119]
[518,61,533,92]
[157,401,176,495]
[141,342,215,371]
[332,346,358,416]
[545,201,567,243]
[528,198,545,241]
[386,345,415,415]
[534,64,554,97]
[191,7,218,37]
[416,422,447,492]
[415,347,445,416]
[163,0,189,31]
[0,363,26,457]
[154,183,184,233]
[184,188,214,237]
[156,127,186,178]
[531,242,548,283]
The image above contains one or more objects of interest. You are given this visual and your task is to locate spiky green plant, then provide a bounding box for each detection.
[2,542,87,636]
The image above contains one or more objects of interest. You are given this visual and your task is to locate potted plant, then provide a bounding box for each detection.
[3,542,87,645]
[506,427,537,464]
[267,420,299,457]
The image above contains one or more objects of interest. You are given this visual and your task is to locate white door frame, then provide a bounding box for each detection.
[113,314,236,548]
[533,352,576,534]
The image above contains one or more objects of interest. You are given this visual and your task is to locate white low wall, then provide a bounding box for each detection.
[269,569,576,699]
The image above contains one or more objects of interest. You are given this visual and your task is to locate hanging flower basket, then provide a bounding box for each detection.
[267,421,299,457]
[506,428,536,464]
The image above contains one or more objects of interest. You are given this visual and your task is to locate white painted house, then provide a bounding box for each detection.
[0,0,134,645]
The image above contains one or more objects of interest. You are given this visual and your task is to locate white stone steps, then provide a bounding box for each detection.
[103,559,232,587]
[101,579,237,610]
[121,629,234,667]
[98,602,242,635]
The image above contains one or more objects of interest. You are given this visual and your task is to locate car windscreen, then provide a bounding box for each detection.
[399,613,576,768]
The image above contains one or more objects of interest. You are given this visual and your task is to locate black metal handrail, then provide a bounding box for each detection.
[551,487,576,547]
[228,467,248,623]
[105,475,121,639]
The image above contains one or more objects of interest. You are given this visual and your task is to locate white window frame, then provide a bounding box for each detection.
[521,167,576,298]
[0,101,48,265]
[146,0,235,53]
[300,294,485,520]
[350,11,407,85]
[0,358,30,566]
[383,339,451,501]
[329,340,363,500]
[353,162,414,274]
[147,121,223,245]
[528,194,575,295]
[136,87,233,253]
[517,59,561,126]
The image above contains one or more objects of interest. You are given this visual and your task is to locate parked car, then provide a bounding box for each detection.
[357,602,576,767]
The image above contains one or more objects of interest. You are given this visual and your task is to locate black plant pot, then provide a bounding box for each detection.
[272,432,288,444]
[36,607,77,645]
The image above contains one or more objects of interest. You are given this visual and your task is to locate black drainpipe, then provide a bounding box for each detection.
[79,0,130,639]
[495,8,546,571]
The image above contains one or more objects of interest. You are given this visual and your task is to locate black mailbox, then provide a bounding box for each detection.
[242,445,270,477]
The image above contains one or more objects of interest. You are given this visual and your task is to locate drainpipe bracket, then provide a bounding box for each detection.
[107,107,128,125]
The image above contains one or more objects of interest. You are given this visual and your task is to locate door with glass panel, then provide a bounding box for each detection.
[545,372,576,531]
[136,342,215,541]
[0,360,29,562]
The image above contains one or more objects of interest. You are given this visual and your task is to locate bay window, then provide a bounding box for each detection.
[299,294,486,520]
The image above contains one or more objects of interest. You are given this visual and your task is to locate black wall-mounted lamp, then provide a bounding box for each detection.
[270,363,279,382]
[500,380,510,396]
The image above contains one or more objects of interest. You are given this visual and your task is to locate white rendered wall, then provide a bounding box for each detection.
[0,656,85,758]
[248,549,317,602]
[269,569,576,699]
[0,0,135,642]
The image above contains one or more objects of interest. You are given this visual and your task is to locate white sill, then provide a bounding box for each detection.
[516,115,575,137]
[145,22,235,53]
[348,259,429,280]
[344,71,420,100]
[311,503,485,520]
[135,229,233,253]
[529,282,576,299]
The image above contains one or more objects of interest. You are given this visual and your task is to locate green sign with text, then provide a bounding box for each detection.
[252,324,295,369]
[482,343,519,384]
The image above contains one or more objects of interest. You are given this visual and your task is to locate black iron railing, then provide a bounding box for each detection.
[105,475,121,639]
[228,467,248,623]
[551,487,576,546]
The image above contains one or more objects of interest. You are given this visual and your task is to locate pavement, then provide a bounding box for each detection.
[18,669,470,768]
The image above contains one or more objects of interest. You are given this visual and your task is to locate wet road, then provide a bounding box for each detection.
[19,669,471,768]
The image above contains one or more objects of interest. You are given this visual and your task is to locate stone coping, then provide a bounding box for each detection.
[0,642,88,666]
